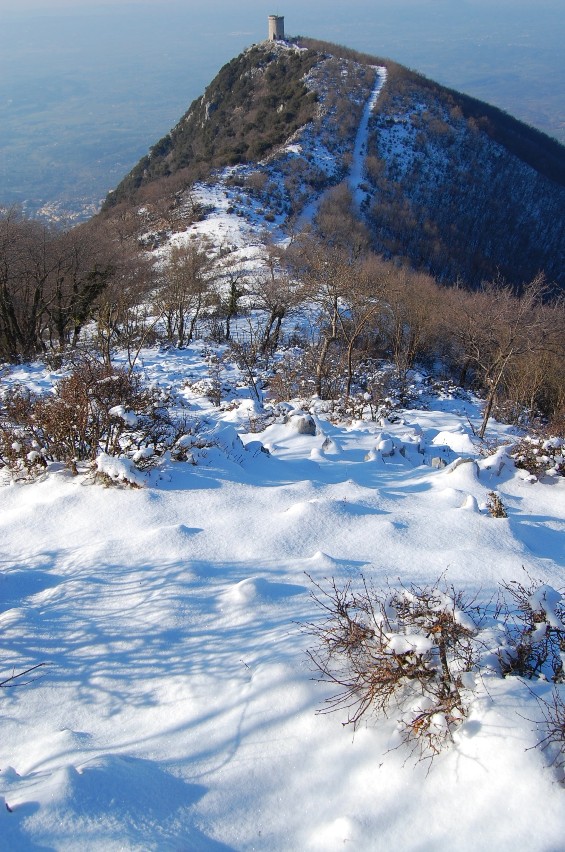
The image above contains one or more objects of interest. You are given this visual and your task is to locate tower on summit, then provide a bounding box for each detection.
[268,15,285,41]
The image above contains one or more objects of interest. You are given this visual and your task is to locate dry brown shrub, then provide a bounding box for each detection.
[486,491,508,518]
[305,575,478,762]
[0,359,175,478]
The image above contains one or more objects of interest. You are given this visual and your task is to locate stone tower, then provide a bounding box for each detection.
[268,15,285,41]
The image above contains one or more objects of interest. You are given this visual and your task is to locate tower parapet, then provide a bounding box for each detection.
[268,15,285,41]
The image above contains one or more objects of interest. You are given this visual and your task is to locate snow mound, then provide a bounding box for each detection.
[308,815,361,850]
[432,428,476,454]
[96,453,146,487]
[1,754,223,851]
[221,576,306,608]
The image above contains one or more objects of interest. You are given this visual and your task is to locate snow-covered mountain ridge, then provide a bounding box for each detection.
[102,37,565,290]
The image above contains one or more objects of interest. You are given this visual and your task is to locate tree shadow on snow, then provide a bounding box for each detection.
[508,513,565,565]
[0,565,64,614]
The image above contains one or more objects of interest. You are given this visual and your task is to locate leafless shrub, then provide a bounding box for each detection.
[534,688,565,781]
[305,575,478,761]
[204,354,223,407]
[498,575,565,682]
[328,369,407,423]
[511,432,565,480]
[245,413,272,434]
[227,336,264,404]
[486,491,508,518]
[0,359,186,479]
[267,351,315,403]
[305,572,565,768]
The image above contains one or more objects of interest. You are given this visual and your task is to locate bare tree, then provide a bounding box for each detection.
[253,247,299,354]
[336,254,390,397]
[155,237,213,347]
[0,209,59,360]
[0,210,122,361]
[94,248,154,367]
[44,222,116,349]
[286,234,378,398]
[218,258,248,341]
[290,238,346,397]
[382,268,445,383]
[455,276,563,438]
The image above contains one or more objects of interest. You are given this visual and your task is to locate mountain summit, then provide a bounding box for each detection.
[103,38,565,290]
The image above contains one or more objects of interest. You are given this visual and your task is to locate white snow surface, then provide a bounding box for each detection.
[1,343,564,851]
[1,53,564,849]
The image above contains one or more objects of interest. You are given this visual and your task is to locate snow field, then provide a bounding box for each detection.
[1,342,564,849]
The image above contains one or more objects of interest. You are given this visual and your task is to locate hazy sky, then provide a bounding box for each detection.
[0,0,562,14]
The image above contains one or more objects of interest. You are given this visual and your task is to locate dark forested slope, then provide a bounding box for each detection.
[104,44,318,209]
[364,61,565,288]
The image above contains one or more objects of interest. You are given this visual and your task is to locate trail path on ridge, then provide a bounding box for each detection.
[297,65,387,228]
[348,66,387,210]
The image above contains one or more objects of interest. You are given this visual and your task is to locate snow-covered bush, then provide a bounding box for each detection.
[307,572,565,768]
[305,576,478,761]
[0,359,185,480]
[511,432,565,480]
[498,577,565,682]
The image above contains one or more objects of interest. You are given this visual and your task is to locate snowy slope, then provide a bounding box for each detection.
[1,343,564,851]
[1,49,564,848]
[136,47,382,252]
